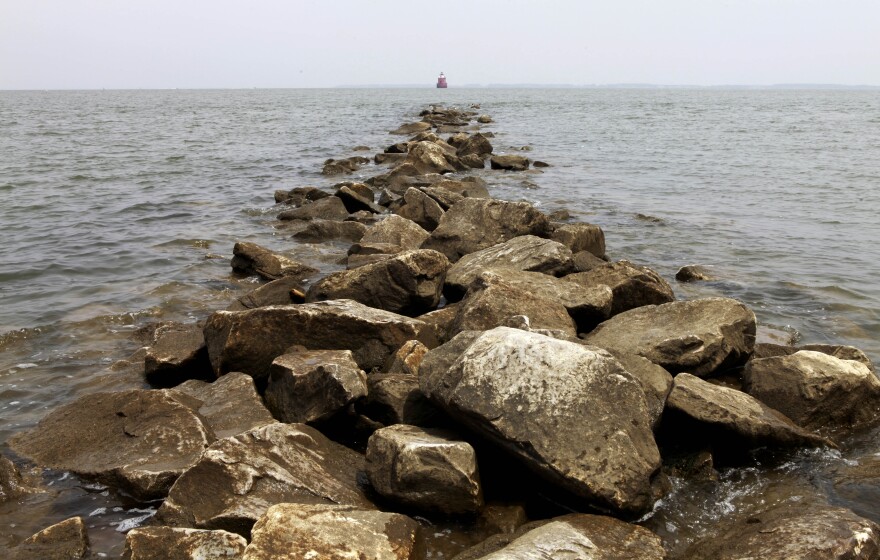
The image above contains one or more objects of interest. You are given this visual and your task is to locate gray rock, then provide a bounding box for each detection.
[551,223,606,259]
[666,373,830,449]
[565,260,674,317]
[157,423,373,536]
[8,389,213,500]
[583,297,756,377]
[305,250,450,315]
[420,327,661,516]
[145,322,213,387]
[444,235,574,299]
[226,277,305,311]
[685,502,880,560]
[477,115,493,124]
[243,503,423,560]
[292,219,367,243]
[230,242,318,282]
[359,374,440,427]
[675,264,716,282]
[489,155,530,171]
[277,196,350,221]
[265,349,368,423]
[743,350,880,434]
[533,160,550,168]
[393,187,445,231]
[456,133,493,157]
[360,214,430,250]
[203,300,439,379]
[170,372,276,439]
[366,425,482,515]
[422,198,551,262]
[9,517,89,560]
[123,527,247,560]
[390,121,433,135]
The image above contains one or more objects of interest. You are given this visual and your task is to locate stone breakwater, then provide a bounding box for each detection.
[3,104,880,559]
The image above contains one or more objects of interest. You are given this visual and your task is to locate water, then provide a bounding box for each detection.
[1,88,879,556]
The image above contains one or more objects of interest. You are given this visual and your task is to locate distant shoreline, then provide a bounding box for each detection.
[2,84,879,92]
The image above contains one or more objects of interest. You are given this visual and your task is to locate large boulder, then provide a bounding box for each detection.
[243,503,423,560]
[144,322,213,387]
[265,350,368,423]
[456,133,493,157]
[431,178,490,199]
[443,236,574,299]
[384,340,430,376]
[203,300,439,380]
[392,188,445,231]
[421,198,552,262]
[564,261,674,317]
[685,502,880,560]
[277,196,350,221]
[157,423,373,536]
[123,527,247,560]
[359,374,440,427]
[583,298,757,377]
[9,517,90,560]
[420,328,661,516]
[489,155,529,171]
[292,219,367,243]
[8,390,213,500]
[230,242,318,282]
[359,214,430,250]
[606,351,673,430]
[227,277,305,311]
[551,223,606,259]
[366,425,482,515]
[404,141,457,175]
[742,350,880,434]
[665,373,830,450]
[335,185,385,214]
[170,372,276,439]
[305,250,450,315]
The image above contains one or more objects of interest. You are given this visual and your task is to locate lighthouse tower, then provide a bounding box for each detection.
[436,72,448,89]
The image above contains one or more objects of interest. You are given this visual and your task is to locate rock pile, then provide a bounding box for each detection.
[6,104,880,559]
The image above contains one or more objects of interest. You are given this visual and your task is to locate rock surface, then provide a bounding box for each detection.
[123,527,247,560]
[291,219,367,242]
[675,264,716,282]
[359,374,440,427]
[390,121,432,135]
[243,503,423,560]
[144,322,213,387]
[565,260,674,317]
[9,389,213,500]
[265,349,368,423]
[360,214,431,250]
[277,196,350,221]
[384,340,430,376]
[157,423,373,536]
[489,155,530,171]
[404,141,457,175]
[551,223,606,259]
[230,242,318,281]
[171,372,276,439]
[420,327,661,516]
[1,455,36,503]
[366,425,482,515]
[9,517,90,560]
[583,297,756,377]
[226,277,305,311]
[606,351,673,429]
[203,300,438,379]
[393,187,445,231]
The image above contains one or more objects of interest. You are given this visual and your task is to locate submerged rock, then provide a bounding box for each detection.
[123,527,247,560]
[322,156,370,176]
[9,517,90,560]
[230,242,318,282]
[675,264,716,282]
[420,327,661,516]
[170,372,275,439]
[565,260,674,317]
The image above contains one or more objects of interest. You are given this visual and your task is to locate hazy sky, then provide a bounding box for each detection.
[2,0,878,89]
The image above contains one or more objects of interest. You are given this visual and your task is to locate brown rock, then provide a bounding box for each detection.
[123,527,247,560]
[489,155,529,171]
[230,242,318,281]
[274,186,329,206]
[145,322,213,387]
[322,156,370,175]
[360,214,430,250]
[335,185,385,214]
[404,141,457,175]
[384,340,429,376]
[9,517,89,560]
[565,260,674,317]
[456,133,493,157]
[571,250,607,272]
[359,374,440,427]
[292,219,367,242]
[277,196,350,221]
[390,121,432,135]
[170,372,276,439]
[226,277,305,311]
[393,187,445,231]
[551,223,606,259]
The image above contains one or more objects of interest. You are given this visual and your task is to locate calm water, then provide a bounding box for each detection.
[1,88,879,556]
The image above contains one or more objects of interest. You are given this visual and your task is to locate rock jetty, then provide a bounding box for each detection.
[6,103,880,559]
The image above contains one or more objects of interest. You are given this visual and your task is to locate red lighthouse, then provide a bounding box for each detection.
[436,72,448,88]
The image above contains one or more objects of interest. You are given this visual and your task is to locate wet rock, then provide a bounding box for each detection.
[476,115,493,124]
[366,425,482,515]
[244,503,423,560]
[274,186,330,206]
[753,342,875,372]
[421,186,464,210]
[390,121,433,135]
[384,340,430,376]
[572,250,608,272]
[404,141,457,175]
[1,455,36,503]
[548,210,570,221]
[305,250,450,315]
[322,156,370,175]
[421,198,551,262]
[421,327,661,516]
[365,162,422,191]
[9,517,89,560]
[675,264,716,282]
[157,423,373,536]
[9,389,212,500]
[460,154,487,168]
[551,223,606,259]
[265,349,368,423]
[666,373,830,449]
[171,372,275,439]
[230,242,318,281]
[685,502,880,560]
[292,219,367,242]
[743,350,880,434]
[374,152,407,165]
[393,187,445,231]
[444,235,574,299]
[277,196,350,221]
[432,178,490,199]
[145,322,213,387]
[360,214,430,250]
[565,260,674,317]
[347,253,394,269]
[533,160,550,168]
[606,351,673,429]
[455,514,664,560]
[456,133,493,157]
[489,155,530,171]
[335,185,385,214]
[583,297,756,377]
[203,300,439,379]
[123,527,247,560]
[359,374,440,427]
[226,277,305,311]
[385,142,410,154]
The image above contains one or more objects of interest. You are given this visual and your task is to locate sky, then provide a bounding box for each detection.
[1,0,878,89]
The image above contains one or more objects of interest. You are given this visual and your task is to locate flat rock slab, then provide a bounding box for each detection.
[444,235,574,299]
[366,425,483,515]
[123,527,247,560]
[230,242,317,282]
[743,350,880,434]
[666,373,830,449]
[421,198,551,262]
[565,260,674,317]
[306,249,450,315]
[203,299,439,380]
[243,503,423,560]
[144,322,213,387]
[171,372,276,439]
[420,327,661,516]
[583,297,756,377]
[685,503,880,560]
[157,423,373,536]
[265,349,368,423]
[9,389,213,500]
[9,517,90,560]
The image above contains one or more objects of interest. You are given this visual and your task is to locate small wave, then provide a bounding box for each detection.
[165,155,186,162]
